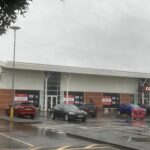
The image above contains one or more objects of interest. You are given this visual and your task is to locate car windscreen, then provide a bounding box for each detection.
[75,103,84,109]
[63,104,79,111]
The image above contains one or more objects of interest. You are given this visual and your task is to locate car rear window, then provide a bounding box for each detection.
[84,104,96,108]
[12,102,33,107]
[20,102,33,106]
[130,104,140,108]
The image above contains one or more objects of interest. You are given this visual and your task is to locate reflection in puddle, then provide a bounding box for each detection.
[131,120,147,128]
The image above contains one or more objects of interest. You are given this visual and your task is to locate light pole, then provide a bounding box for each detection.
[10,26,20,119]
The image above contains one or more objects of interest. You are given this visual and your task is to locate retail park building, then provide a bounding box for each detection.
[0,61,150,112]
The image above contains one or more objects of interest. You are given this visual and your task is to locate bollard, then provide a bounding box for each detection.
[10,107,14,120]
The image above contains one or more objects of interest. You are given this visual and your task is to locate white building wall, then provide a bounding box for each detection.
[61,73,138,94]
[0,67,5,88]
[1,69,44,90]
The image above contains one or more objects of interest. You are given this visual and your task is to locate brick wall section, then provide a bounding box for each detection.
[84,92,103,111]
[0,89,13,111]
[120,93,131,104]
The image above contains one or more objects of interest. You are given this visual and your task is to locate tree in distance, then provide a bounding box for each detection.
[0,0,65,35]
[0,0,32,35]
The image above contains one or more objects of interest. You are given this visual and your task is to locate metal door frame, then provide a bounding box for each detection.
[47,95,58,109]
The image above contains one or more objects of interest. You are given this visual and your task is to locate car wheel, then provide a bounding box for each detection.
[31,115,35,119]
[82,117,87,122]
[50,112,55,120]
[14,112,17,117]
[65,114,69,121]
[5,111,9,116]
[92,114,96,118]
[117,111,121,115]
[15,112,20,118]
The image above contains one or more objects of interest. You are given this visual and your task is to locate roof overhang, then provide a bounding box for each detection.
[1,61,150,79]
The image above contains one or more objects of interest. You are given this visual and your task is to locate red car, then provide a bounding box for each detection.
[5,101,36,118]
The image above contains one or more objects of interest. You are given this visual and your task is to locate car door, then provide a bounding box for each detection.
[13,103,20,115]
[53,104,61,118]
[123,105,131,114]
[120,104,128,114]
[59,104,66,118]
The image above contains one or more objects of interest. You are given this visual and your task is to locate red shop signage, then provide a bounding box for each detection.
[102,96,112,106]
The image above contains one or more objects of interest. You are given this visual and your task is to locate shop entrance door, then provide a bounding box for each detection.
[47,96,58,110]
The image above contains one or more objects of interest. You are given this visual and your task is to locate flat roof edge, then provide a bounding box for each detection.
[2,61,150,79]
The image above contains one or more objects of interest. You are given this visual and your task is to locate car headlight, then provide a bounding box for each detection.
[69,111,75,115]
[82,110,87,115]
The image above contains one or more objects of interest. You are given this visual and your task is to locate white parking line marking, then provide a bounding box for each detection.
[77,127,88,129]
[0,133,34,147]
[67,146,112,150]
[30,146,45,150]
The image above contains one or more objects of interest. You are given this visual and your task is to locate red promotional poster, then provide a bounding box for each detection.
[63,95,74,104]
[102,96,112,106]
[14,94,28,102]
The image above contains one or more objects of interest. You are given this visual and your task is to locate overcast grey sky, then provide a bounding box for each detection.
[0,0,150,73]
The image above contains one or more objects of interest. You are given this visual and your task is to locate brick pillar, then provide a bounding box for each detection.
[120,93,131,104]
[0,89,13,113]
[84,92,103,112]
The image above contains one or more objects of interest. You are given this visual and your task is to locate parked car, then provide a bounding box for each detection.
[50,103,87,122]
[140,104,150,116]
[5,101,36,118]
[117,104,146,119]
[75,103,97,118]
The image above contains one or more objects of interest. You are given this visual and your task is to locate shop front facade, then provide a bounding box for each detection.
[0,61,148,112]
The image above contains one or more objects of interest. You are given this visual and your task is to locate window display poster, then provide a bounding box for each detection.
[102,96,112,106]
[14,94,28,102]
[63,95,74,104]
[15,90,39,107]
[64,92,84,104]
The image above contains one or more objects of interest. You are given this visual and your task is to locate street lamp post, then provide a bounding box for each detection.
[10,26,20,119]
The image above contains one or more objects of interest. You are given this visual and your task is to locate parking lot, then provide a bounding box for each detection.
[0,111,150,150]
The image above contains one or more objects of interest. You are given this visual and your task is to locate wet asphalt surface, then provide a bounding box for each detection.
[0,113,150,150]
[0,118,123,150]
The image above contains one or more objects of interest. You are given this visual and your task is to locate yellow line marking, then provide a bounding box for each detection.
[30,146,45,150]
[85,144,99,148]
[56,145,71,150]
[0,132,34,147]
[67,146,111,150]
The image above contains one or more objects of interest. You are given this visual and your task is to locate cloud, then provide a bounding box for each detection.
[1,0,150,73]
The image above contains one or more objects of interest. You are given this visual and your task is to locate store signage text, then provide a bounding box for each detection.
[144,86,150,92]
